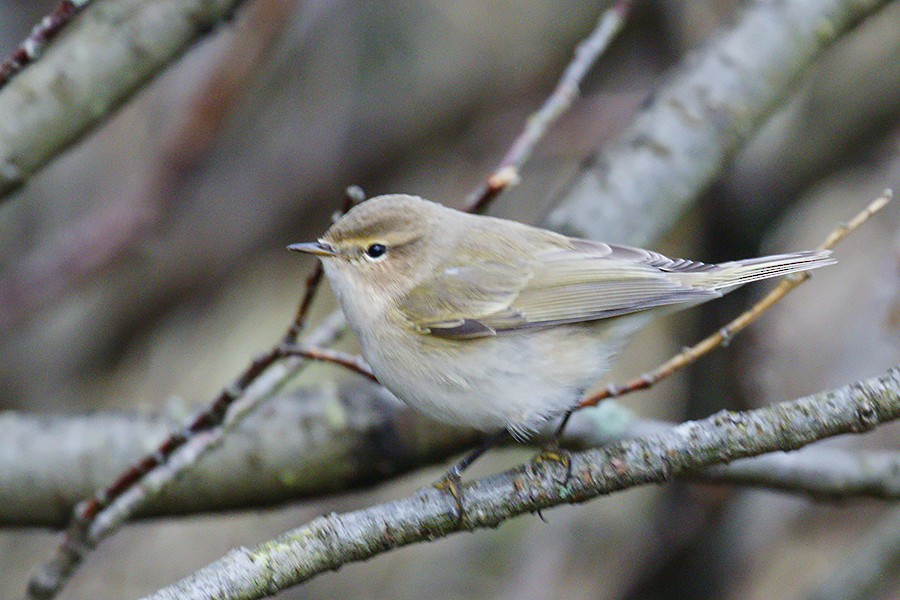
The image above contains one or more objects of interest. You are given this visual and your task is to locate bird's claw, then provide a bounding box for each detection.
[434,467,466,524]
[532,443,573,485]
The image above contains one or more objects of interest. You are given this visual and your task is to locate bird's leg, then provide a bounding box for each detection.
[435,429,509,522]
[533,410,574,484]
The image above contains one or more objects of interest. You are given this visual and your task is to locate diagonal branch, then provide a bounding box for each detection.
[1,391,897,528]
[0,1,92,89]
[145,367,900,600]
[0,0,251,200]
[463,0,632,212]
[545,0,891,245]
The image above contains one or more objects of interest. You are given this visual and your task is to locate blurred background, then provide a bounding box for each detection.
[0,0,897,598]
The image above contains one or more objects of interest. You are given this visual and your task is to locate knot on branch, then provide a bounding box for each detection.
[851,395,881,433]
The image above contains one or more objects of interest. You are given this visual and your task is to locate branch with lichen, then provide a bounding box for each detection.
[143,367,900,600]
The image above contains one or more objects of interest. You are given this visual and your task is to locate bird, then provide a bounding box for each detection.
[290,194,834,475]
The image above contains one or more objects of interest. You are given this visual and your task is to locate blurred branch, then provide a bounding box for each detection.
[161,0,301,170]
[464,0,632,213]
[26,188,359,599]
[0,1,91,88]
[26,309,346,599]
[0,0,251,200]
[0,386,481,527]
[0,0,305,330]
[1,384,898,528]
[695,449,900,500]
[545,0,891,244]
[144,367,900,600]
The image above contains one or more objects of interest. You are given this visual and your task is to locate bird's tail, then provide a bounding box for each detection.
[679,250,835,291]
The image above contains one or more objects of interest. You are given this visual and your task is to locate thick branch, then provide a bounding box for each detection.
[145,367,899,599]
[0,0,249,199]
[0,385,480,527]
[545,0,889,244]
[694,449,900,499]
[3,389,898,527]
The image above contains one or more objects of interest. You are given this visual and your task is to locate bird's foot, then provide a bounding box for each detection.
[434,465,466,524]
[531,442,573,485]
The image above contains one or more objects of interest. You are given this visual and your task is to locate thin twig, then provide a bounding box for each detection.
[543,1,891,246]
[0,1,92,89]
[281,345,377,382]
[26,187,364,599]
[282,2,632,388]
[579,190,893,408]
[464,0,632,213]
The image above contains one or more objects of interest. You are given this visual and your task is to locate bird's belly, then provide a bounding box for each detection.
[361,322,630,438]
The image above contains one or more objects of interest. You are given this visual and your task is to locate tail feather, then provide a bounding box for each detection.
[678,250,835,290]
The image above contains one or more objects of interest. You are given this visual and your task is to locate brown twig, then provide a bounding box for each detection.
[28,316,322,600]
[26,188,362,600]
[463,0,632,214]
[0,1,91,89]
[579,190,893,409]
[281,345,377,382]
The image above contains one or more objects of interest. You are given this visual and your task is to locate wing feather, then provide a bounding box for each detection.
[398,239,720,339]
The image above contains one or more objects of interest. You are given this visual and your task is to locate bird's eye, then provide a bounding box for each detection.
[365,243,388,259]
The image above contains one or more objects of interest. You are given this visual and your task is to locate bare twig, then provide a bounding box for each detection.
[280,345,377,382]
[25,183,364,598]
[579,190,892,409]
[0,1,92,89]
[26,312,347,599]
[144,367,900,600]
[464,0,632,213]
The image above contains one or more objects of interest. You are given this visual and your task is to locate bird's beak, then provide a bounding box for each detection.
[288,241,338,257]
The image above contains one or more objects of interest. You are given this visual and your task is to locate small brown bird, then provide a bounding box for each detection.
[291,194,833,452]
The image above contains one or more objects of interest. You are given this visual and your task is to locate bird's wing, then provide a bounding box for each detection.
[397,239,720,339]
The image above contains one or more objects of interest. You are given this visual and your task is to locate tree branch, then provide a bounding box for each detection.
[144,367,899,599]
[545,0,890,244]
[0,0,250,200]
[464,0,632,212]
[0,385,481,527]
[3,385,897,528]
[693,449,900,500]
